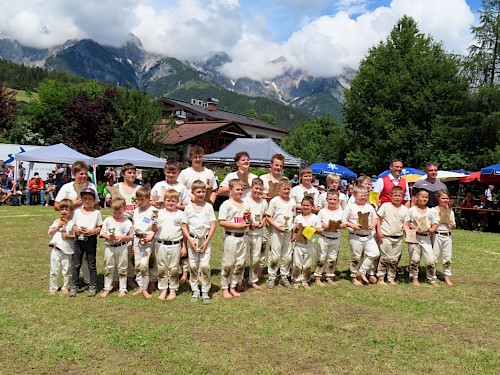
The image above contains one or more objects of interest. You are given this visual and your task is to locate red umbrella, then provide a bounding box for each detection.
[460,171,481,183]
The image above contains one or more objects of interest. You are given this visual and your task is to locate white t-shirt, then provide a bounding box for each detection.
[266,196,295,227]
[48,219,75,254]
[182,202,216,237]
[220,171,258,199]
[432,206,456,233]
[243,196,268,235]
[218,199,246,234]
[72,208,103,231]
[290,185,320,207]
[156,209,186,241]
[178,167,218,191]
[318,191,347,209]
[133,206,156,235]
[293,213,321,246]
[151,181,191,207]
[377,203,408,236]
[100,216,133,245]
[404,206,439,233]
[106,182,141,213]
[55,181,99,205]
[342,202,377,235]
[318,207,344,238]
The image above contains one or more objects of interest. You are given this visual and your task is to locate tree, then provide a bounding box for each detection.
[0,83,17,140]
[343,16,468,175]
[280,115,349,165]
[260,113,277,125]
[466,0,500,86]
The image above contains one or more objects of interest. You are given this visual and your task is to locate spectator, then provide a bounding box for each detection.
[411,161,447,208]
[290,174,299,187]
[0,169,14,204]
[26,172,45,206]
[485,185,494,203]
[44,174,58,206]
[17,161,26,190]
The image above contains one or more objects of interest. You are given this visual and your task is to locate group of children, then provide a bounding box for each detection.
[48,149,456,303]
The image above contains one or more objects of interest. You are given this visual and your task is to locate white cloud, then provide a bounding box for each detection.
[0,0,476,80]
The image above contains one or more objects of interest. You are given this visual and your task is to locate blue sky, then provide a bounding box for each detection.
[0,0,485,80]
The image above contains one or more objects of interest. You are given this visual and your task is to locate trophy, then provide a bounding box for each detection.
[109,227,116,241]
[357,212,370,229]
[59,218,67,232]
[73,182,85,199]
[439,208,451,223]
[327,220,342,232]
[405,227,417,244]
[414,217,429,232]
[78,226,87,241]
[283,216,290,232]
[152,209,159,225]
[268,182,279,198]
[196,236,205,253]
[254,214,261,223]
[237,171,250,189]
[243,210,251,225]
[135,229,149,245]
[295,224,307,244]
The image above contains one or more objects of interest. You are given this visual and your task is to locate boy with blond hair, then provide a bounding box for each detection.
[266,178,295,289]
[48,199,76,295]
[243,177,268,290]
[181,180,217,303]
[318,173,347,209]
[376,186,408,285]
[291,166,320,213]
[433,190,456,286]
[342,185,379,285]
[100,198,134,297]
[219,179,249,298]
[131,187,158,299]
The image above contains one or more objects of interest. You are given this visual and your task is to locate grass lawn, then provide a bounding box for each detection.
[0,206,499,374]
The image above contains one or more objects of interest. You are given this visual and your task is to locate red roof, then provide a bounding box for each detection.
[160,121,248,145]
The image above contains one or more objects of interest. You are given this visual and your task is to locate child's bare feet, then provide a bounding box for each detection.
[49,291,57,295]
[293,283,300,289]
[326,279,337,286]
[351,277,363,286]
[118,291,127,297]
[61,289,69,295]
[303,283,311,290]
[356,272,369,284]
[369,275,378,284]
[411,278,421,286]
[388,280,397,286]
[166,291,177,300]
[132,289,143,296]
[377,278,387,286]
[430,281,441,287]
[229,288,241,297]
[222,289,233,299]
[100,290,110,298]
[143,290,152,299]
[444,276,453,286]
[315,278,325,287]
[158,291,167,300]
[179,272,188,285]
[250,283,262,290]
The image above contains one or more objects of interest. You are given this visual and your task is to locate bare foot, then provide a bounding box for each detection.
[430,281,441,287]
[444,276,453,286]
[222,289,233,299]
[250,283,262,290]
[179,272,188,285]
[303,283,311,290]
[315,278,325,287]
[132,289,143,296]
[376,278,387,286]
[326,279,337,286]
[229,288,241,297]
[356,272,369,284]
[143,290,152,299]
[411,278,421,286]
[388,280,397,286]
[351,277,363,286]
[166,291,177,300]
[118,291,127,297]
[158,291,167,300]
[100,290,110,298]
[49,291,57,295]
[293,283,300,289]
[368,275,378,284]
[61,289,69,295]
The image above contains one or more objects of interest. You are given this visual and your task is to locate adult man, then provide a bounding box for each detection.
[373,158,411,207]
[26,172,45,206]
[484,185,494,204]
[0,169,14,204]
[411,161,447,208]
[44,174,58,205]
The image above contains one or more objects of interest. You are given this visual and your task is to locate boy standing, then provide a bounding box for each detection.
[181,180,217,303]
[218,152,258,199]
[375,186,409,285]
[342,186,379,285]
[291,166,320,213]
[318,174,347,210]
[70,188,103,297]
[243,178,268,290]
[153,189,187,301]
[266,178,295,289]
[178,146,218,204]
[131,187,158,299]
[48,199,76,295]
[100,198,134,297]
[433,190,456,286]
[218,179,249,298]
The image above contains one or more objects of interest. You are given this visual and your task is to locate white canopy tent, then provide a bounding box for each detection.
[94,147,166,168]
[203,138,304,168]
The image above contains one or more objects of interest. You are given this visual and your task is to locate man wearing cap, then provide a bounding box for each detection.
[0,169,14,204]
[26,172,45,206]
[373,158,411,207]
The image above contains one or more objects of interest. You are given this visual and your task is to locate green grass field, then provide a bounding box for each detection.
[0,206,499,374]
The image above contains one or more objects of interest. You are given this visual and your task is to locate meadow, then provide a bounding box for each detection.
[0,206,499,375]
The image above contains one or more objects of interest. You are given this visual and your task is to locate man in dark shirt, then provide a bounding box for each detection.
[411,161,447,208]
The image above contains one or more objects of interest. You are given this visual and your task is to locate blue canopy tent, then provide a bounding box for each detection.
[309,162,357,179]
[376,167,425,179]
[480,164,500,185]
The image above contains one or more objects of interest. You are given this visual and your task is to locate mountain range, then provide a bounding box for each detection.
[0,34,353,129]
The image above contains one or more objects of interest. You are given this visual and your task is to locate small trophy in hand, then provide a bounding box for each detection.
[243,210,251,225]
[109,227,116,241]
[283,216,290,232]
[196,236,204,253]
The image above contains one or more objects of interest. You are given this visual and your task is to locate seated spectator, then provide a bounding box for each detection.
[26,172,45,206]
[290,174,300,187]
[0,169,14,204]
[460,191,478,230]
[44,174,58,206]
